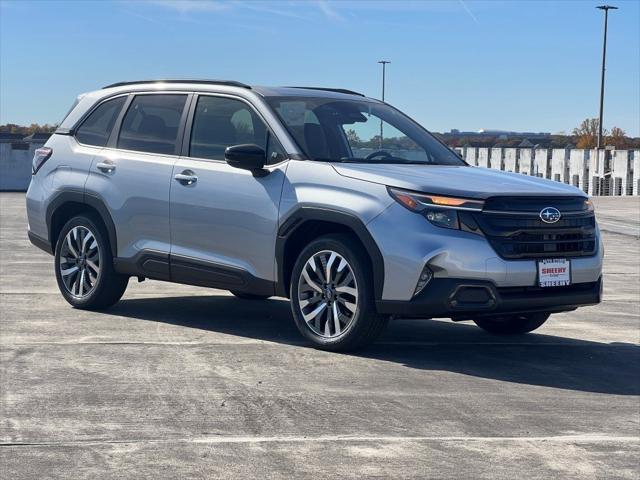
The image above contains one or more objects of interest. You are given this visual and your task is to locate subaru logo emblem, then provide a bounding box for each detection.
[539,207,561,224]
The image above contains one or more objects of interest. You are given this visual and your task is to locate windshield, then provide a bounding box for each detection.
[265,96,465,165]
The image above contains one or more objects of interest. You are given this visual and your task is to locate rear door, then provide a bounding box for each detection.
[169,94,288,292]
[85,93,190,278]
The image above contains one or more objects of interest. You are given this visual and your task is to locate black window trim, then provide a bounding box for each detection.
[106,91,193,157]
[72,93,129,148]
[182,92,289,166]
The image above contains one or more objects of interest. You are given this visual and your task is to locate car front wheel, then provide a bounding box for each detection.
[290,234,388,351]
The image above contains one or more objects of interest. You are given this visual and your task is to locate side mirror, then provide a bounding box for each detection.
[225,144,266,171]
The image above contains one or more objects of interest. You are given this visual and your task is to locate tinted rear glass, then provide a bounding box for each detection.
[75,96,126,147]
[117,94,187,155]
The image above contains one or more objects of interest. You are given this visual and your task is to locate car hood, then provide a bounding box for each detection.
[332,164,586,199]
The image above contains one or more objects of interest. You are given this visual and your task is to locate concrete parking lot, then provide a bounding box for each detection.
[1,192,638,479]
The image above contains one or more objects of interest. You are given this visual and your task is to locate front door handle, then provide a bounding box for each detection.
[96,161,116,173]
[174,170,197,186]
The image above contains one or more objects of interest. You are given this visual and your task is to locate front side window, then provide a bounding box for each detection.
[265,96,465,166]
[75,96,126,147]
[117,94,187,155]
[190,96,286,164]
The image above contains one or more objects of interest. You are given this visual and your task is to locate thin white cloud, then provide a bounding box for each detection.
[146,0,230,14]
[235,1,312,21]
[458,0,480,25]
[315,0,345,22]
[122,9,170,27]
[323,1,461,13]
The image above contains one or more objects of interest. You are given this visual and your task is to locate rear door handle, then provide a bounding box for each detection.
[174,170,197,186]
[96,161,116,173]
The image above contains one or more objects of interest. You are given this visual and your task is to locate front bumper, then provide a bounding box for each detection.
[376,277,603,319]
[367,202,604,301]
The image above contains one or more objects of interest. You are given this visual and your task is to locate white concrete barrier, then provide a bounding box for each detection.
[477,148,490,168]
[490,147,504,170]
[611,150,632,196]
[569,149,590,193]
[0,143,34,191]
[464,147,478,166]
[534,148,550,178]
[589,149,610,196]
[519,148,534,175]
[503,148,518,173]
[551,148,570,184]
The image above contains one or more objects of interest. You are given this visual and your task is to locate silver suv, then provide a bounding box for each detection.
[26,80,603,350]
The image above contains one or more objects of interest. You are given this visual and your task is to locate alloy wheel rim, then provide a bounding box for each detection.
[59,226,101,298]
[297,250,358,338]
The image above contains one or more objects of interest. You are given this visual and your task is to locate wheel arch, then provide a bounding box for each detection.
[275,207,384,300]
[47,191,118,257]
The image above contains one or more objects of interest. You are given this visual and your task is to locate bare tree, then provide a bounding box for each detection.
[607,126,627,149]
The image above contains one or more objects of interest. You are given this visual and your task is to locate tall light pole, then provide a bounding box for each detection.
[596,5,617,149]
[378,60,390,148]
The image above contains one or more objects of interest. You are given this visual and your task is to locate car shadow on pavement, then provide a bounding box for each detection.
[106,294,640,396]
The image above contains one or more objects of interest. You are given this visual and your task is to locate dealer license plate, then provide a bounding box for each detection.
[538,258,571,287]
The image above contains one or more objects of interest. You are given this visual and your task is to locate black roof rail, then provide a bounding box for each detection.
[285,86,365,97]
[103,79,251,89]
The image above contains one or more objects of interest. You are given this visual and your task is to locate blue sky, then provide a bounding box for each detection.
[1,0,638,134]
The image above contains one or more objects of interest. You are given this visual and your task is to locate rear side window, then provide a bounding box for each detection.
[117,94,187,155]
[190,96,285,163]
[75,96,126,147]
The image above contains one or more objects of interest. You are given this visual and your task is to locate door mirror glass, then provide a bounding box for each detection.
[225,144,266,171]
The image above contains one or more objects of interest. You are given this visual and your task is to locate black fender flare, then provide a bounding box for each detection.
[45,190,118,257]
[275,206,385,300]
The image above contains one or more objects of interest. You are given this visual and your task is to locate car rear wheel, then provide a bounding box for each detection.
[473,312,550,335]
[290,234,388,351]
[54,215,128,310]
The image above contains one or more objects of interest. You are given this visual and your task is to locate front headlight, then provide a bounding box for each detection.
[388,187,484,231]
[585,198,595,213]
[425,209,459,229]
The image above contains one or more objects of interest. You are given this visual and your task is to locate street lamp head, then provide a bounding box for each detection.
[596,5,618,10]
[378,60,391,65]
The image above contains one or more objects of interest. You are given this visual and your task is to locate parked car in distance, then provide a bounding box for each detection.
[26,80,603,350]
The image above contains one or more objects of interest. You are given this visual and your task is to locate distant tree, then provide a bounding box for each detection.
[0,123,56,135]
[345,129,361,144]
[445,137,460,148]
[606,126,627,149]
[573,118,608,149]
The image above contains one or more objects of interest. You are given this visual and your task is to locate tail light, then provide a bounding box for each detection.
[32,147,52,174]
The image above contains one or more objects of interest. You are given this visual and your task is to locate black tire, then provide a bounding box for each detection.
[230,291,271,300]
[54,214,129,310]
[289,234,388,351]
[473,312,551,335]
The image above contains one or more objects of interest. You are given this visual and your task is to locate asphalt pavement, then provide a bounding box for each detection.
[1,192,638,479]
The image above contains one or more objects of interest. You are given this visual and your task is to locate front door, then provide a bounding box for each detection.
[170,94,288,293]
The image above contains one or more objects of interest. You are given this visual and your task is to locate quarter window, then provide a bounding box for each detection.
[75,96,126,147]
[117,94,187,155]
[190,96,286,164]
